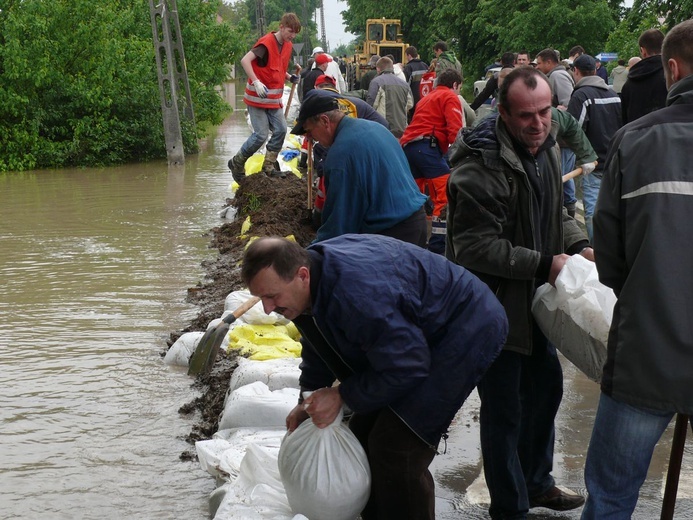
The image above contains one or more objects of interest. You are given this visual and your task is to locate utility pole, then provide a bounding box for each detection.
[255,0,266,37]
[148,0,195,165]
[319,0,327,50]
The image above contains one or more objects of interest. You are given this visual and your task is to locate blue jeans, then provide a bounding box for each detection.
[477,323,563,519]
[562,148,577,206]
[240,105,287,156]
[582,393,683,519]
[581,173,602,242]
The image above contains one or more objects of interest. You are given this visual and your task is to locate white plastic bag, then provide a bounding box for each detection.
[532,255,616,382]
[278,408,371,520]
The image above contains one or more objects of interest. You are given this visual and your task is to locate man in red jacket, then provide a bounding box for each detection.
[400,68,464,253]
[228,13,301,182]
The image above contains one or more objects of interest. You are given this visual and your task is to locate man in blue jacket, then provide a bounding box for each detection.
[242,234,508,520]
[292,93,427,246]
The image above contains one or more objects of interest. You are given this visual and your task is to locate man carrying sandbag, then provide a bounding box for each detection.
[241,234,508,520]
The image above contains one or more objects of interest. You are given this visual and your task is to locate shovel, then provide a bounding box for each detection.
[187,296,261,376]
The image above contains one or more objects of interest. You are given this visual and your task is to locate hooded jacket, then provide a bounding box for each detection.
[620,55,668,123]
[445,113,588,354]
[294,234,508,447]
[593,74,693,414]
[567,75,622,175]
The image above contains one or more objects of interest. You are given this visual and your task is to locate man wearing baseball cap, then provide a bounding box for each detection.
[302,53,332,98]
[310,47,347,93]
[567,53,622,241]
[292,91,427,246]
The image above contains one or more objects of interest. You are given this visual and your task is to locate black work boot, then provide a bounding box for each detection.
[228,152,248,183]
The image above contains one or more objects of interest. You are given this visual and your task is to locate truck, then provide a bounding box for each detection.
[345,18,410,91]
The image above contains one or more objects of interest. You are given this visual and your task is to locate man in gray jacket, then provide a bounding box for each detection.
[366,56,413,138]
[446,66,592,519]
[582,19,693,519]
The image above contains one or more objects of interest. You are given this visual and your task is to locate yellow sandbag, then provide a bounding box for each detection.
[239,216,252,238]
[227,323,302,360]
[246,153,265,175]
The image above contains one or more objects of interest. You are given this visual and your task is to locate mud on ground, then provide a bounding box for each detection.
[169,173,316,460]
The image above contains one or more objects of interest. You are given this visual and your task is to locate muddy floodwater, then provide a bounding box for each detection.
[1,110,692,519]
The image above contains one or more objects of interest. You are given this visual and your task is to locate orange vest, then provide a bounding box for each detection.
[244,32,292,110]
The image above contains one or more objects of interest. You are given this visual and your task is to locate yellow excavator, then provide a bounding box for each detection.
[345,18,410,91]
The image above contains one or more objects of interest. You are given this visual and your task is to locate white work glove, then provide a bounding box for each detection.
[253,79,269,98]
[580,162,596,175]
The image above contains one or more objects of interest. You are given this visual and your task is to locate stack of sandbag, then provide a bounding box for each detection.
[195,357,302,519]
[532,255,616,382]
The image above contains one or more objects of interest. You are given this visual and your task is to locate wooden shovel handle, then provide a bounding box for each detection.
[284,64,302,118]
[562,161,598,183]
[222,296,261,325]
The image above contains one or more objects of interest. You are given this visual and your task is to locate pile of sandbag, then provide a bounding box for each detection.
[174,291,371,519]
[532,255,616,382]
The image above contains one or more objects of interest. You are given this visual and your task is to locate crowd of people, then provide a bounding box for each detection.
[230,12,693,520]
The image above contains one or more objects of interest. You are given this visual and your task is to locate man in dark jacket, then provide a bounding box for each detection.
[403,46,429,119]
[567,54,622,241]
[583,19,693,518]
[446,67,592,519]
[242,234,508,520]
[621,28,668,123]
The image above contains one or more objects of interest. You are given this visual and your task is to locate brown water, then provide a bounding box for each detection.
[0,115,250,519]
[1,109,691,519]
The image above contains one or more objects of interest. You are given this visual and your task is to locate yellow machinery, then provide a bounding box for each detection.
[345,18,409,91]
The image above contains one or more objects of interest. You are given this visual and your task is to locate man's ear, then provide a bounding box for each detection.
[668,58,680,83]
[297,265,310,283]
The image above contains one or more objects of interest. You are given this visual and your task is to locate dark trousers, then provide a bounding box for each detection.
[377,206,428,249]
[477,323,564,519]
[349,407,436,520]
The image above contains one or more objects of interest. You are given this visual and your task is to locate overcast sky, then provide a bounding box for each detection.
[321,0,356,49]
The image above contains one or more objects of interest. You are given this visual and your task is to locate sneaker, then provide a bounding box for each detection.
[529,486,585,511]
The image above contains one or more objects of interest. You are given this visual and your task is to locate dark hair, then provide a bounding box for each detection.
[662,20,693,74]
[434,41,448,52]
[536,48,559,64]
[500,52,516,67]
[569,45,585,57]
[241,237,310,285]
[618,59,626,66]
[639,28,665,55]
[405,46,418,58]
[437,68,463,87]
[497,67,549,112]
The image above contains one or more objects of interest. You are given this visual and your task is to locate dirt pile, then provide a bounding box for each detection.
[171,172,315,460]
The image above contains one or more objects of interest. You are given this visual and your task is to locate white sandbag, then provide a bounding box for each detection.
[218,381,299,430]
[196,438,233,478]
[163,331,205,367]
[225,289,289,326]
[278,408,371,520]
[532,255,616,382]
[228,357,302,395]
[213,443,302,520]
[213,427,286,481]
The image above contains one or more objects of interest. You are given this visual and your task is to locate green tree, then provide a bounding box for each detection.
[0,0,248,171]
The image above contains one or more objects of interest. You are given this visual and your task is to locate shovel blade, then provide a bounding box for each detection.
[188,324,223,376]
